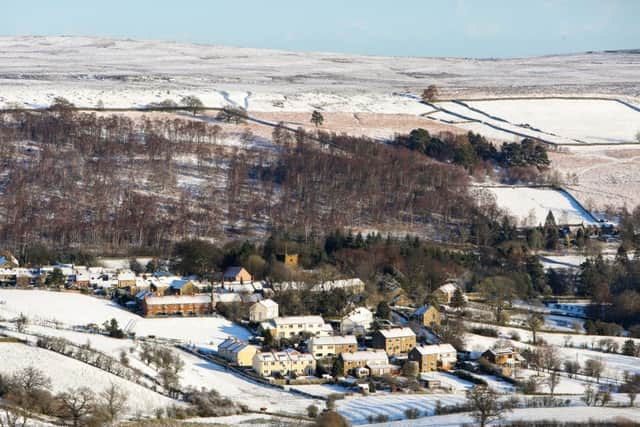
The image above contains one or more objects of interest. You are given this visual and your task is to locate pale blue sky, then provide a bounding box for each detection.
[2,0,638,58]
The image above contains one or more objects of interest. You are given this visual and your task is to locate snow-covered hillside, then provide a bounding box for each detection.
[0,343,175,414]
[476,186,598,226]
[0,36,638,110]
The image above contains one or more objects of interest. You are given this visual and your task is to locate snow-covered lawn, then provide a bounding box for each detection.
[0,289,250,347]
[176,349,321,415]
[476,186,598,226]
[336,393,467,425]
[467,99,640,145]
[375,406,640,427]
[0,342,176,414]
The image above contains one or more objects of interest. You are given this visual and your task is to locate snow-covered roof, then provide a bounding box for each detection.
[212,293,242,303]
[273,316,324,326]
[255,349,314,363]
[219,338,256,354]
[377,327,415,339]
[144,295,211,305]
[413,344,456,356]
[309,335,357,346]
[117,271,136,281]
[341,350,388,364]
[437,283,458,294]
[343,307,373,323]
[257,299,278,309]
[486,347,516,356]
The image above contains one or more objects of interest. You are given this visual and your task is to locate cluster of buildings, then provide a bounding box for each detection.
[213,294,511,382]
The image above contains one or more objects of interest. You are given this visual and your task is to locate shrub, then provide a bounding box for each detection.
[404,408,420,419]
[307,404,319,418]
[471,327,499,337]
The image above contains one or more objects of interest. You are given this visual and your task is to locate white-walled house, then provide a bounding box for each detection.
[249,299,279,322]
[340,307,373,335]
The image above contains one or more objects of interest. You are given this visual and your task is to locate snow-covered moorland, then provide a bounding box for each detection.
[0,36,639,111]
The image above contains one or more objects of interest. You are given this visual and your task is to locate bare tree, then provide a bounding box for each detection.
[57,387,96,427]
[98,383,128,426]
[547,369,561,396]
[540,345,561,373]
[465,386,511,427]
[526,312,544,345]
[15,313,28,334]
[0,408,28,427]
[584,358,605,383]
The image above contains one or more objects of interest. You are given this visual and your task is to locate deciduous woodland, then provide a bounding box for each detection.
[0,109,478,255]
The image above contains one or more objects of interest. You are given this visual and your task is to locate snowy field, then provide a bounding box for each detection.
[0,343,176,414]
[336,393,467,425]
[464,325,640,384]
[0,320,319,417]
[376,407,640,427]
[476,186,598,226]
[467,99,640,145]
[0,290,251,347]
[427,99,640,146]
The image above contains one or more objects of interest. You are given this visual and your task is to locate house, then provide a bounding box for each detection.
[116,271,137,288]
[433,282,460,304]
[223,267,253,284]
[412,304,441,328]
[263,316,327,339]
[372,327,416,356]
[307,335,357,359]
[217,338,258,367]
[408,344,457,372]
[141,295,213,317]
[340,307,373,335]
[167,279,195,296]
[482,347,518,366]
[252,349,316,378]
[249,299,279,322]
[340,350,389,376]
